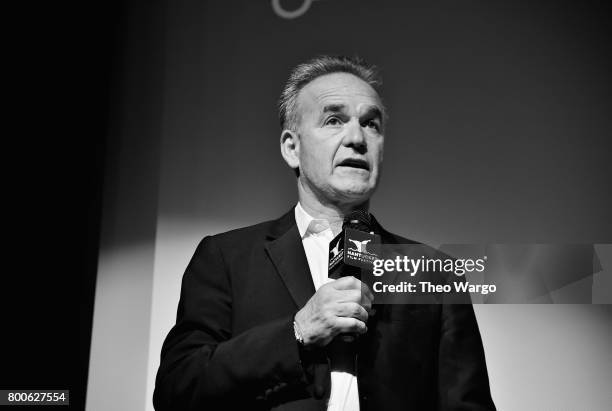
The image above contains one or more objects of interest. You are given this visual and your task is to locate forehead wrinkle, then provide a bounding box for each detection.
[314,88,378,103]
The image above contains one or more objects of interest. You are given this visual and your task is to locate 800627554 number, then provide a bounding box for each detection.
[0,390,69,405]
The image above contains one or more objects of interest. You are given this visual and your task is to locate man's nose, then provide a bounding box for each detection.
[342,118,367,152]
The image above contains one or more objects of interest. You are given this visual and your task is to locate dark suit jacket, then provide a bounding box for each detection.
[153,208,495,410]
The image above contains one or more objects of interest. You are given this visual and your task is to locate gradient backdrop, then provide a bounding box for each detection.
[87,1,612,410]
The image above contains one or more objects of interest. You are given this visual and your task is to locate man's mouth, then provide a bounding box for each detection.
[337,158,370,171]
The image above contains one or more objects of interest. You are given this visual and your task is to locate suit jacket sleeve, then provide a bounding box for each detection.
[437,275,496,410]
[153,236,308,410]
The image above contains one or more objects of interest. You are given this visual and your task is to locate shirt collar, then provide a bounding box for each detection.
[295,202,330,238]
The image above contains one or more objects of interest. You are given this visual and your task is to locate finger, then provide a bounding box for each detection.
[359,290,374,308]
[335,293,372,315]
[361,299,373,314]
[336,289,366,304]
[360,282,375,303]
[335,317,368,335]
[358,299,374,316]
[339,288,374,307]
[335,302,369,322]
[331,276,361,290]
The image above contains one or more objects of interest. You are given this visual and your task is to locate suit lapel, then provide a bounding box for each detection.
[264,209,316,309]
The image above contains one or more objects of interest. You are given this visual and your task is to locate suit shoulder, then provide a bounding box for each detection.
[209,219,276,243]
[383,230,447,259]
[377,225,444,257]
[383,230,416,245]
[377,225,418,246]
[200,212,293,251]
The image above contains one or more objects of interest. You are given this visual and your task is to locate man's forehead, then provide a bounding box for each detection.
[297,72,383,113]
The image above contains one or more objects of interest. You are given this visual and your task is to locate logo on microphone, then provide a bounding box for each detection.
[328,228,382,274]
[330,239,342,257]
[346,232,379,266]
[348,239,373,255]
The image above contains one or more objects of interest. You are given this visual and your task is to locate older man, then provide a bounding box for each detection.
[154,55,495,410]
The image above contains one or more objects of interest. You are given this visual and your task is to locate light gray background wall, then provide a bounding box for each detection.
[88,1,612,410]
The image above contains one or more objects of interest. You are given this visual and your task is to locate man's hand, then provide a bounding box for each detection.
[294,276,374,347]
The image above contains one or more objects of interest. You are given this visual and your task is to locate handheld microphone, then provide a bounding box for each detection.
[328,210,381,280]
[327,210,381,344]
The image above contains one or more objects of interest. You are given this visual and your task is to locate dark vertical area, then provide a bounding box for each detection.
[0,2,122,410]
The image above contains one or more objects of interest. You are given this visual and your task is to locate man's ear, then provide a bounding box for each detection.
[280,129,300,171]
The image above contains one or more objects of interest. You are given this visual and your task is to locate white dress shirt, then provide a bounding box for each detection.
[295,202,360,411]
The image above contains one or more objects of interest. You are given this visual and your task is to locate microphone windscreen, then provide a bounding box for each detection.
[343,210,372,232]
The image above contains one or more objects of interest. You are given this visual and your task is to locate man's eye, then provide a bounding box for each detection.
[325,117,342,126]
[364,120,380,131]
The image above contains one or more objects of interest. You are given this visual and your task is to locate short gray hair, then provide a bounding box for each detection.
[278,55,382,131]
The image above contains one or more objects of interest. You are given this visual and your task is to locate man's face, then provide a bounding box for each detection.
[294,72,385,205]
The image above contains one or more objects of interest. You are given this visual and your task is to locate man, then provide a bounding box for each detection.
[153,55,495,410]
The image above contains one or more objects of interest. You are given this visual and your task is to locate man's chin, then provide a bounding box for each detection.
[332,183,375,203]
